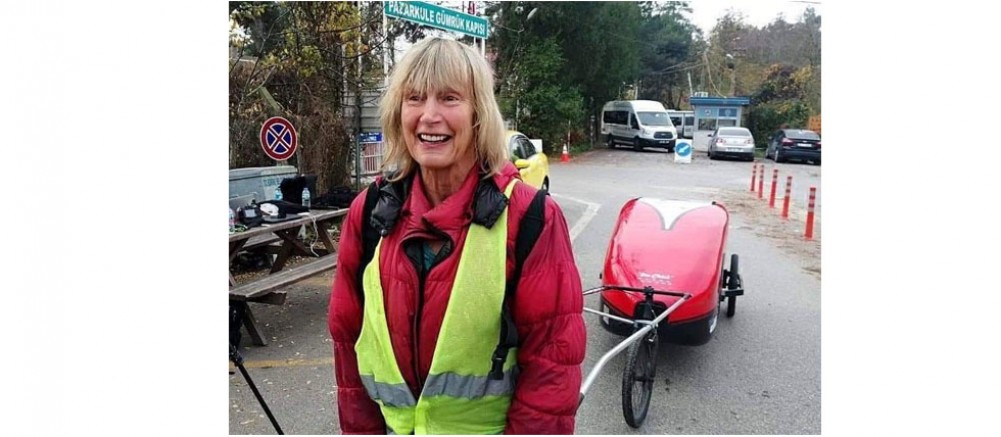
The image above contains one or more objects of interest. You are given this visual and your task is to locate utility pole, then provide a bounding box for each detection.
[687,72,694,98]
[726,53,736,97]
[730,67,736,97]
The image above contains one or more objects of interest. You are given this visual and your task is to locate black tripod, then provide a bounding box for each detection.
[230,302,284,435]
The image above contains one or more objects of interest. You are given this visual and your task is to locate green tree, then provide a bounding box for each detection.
[229,1,386,191]
[636,1,700,109]
[489,1,642,148]
[746,63,812,143]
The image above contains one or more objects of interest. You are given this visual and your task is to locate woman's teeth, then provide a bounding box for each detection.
[419,134,449,143]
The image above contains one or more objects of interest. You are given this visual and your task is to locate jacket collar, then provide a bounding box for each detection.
[370,164,512,237]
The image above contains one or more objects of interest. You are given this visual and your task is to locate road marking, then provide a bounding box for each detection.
[550,193,600,243]
[231,357,333,369]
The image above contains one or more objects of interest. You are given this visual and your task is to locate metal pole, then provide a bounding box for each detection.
[383,2,388,85]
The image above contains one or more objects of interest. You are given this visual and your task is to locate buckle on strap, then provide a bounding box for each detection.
[488,347,507,380]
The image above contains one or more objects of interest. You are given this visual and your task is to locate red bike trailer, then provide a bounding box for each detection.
[577,198,745,428]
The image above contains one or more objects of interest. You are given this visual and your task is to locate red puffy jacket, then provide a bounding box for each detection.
[328,163,585,434]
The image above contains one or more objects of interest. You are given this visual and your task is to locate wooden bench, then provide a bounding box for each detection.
[229,254,337,346]
[229,253,337,304]
[243,234,282,251]
[228,209,348,346]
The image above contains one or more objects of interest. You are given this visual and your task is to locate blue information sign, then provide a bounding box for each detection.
[359,132,383,143]
[676,141,692,157]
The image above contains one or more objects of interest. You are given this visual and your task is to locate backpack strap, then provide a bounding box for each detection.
[489,186,549,380]
[355,180,384,305]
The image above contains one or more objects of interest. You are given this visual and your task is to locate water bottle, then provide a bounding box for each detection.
[302,186,311,209]
[229,208,236,233]
[274,186,283,201]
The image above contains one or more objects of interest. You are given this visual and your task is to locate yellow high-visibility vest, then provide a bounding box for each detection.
[355,180,520,435]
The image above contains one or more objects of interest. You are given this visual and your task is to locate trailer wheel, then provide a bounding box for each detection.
[726,254,741,317]
[622,329,658,428]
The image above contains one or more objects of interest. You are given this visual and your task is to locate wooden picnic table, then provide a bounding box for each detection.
[229,208,348,346]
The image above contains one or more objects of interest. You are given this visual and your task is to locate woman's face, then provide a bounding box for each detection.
[401,86,476,172]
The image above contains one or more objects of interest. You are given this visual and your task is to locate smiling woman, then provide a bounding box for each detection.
[380,37,507,188]
[328,37,586,435]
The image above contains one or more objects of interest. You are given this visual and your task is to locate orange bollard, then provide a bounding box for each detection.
[781,175,792,220]
[750,163,758,192]
[757,165,764,199]
[769,168,779,208]
[804,186,817,240]
[561,143,570,163]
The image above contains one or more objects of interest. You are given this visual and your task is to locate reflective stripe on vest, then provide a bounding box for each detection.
[355,179,521,435]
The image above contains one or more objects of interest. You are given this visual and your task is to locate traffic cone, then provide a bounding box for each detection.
[561,143,570,163]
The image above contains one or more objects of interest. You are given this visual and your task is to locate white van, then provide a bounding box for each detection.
[601,100,678,152]
[666,109,695,139]
[682,112,695,138]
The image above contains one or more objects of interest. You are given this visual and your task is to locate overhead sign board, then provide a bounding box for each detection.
[384,1,489,39]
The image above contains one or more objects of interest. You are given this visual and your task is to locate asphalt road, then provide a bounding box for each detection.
[229,144,822,434]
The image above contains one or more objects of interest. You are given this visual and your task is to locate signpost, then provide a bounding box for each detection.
[674,141,692,164]
[260,116,298,162]
[384,1,489,39]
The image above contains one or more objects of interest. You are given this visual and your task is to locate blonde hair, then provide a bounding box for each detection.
[379,37,508,181]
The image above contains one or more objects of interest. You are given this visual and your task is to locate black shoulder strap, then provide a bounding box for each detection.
[489,186,548,380]
[355,180,383,305]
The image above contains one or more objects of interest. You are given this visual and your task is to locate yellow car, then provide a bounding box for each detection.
[506,130,550,191]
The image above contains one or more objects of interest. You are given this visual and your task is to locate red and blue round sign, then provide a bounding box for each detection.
[260,116,298,161]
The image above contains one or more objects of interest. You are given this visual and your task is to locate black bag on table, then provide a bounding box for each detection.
[312,185,359,209]
[279,175,317,205]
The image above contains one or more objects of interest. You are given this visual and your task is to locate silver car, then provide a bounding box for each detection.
[708,127,755,161]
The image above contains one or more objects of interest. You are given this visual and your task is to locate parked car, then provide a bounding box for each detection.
[766,129,821,165]
[707,126,755,161]
[506,130,550,191]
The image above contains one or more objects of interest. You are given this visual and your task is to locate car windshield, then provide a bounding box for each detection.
[787,130,820,140]
[719,128,751,137]
[637,112,671,127]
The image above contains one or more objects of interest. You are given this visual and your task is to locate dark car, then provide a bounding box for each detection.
[766,129,821,165]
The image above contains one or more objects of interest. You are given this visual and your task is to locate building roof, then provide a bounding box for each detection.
[689,96,750,106]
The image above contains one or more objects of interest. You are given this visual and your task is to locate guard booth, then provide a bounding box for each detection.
[690,96,751,151]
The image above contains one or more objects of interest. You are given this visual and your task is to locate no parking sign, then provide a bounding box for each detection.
[674,141,692,163]
[260,116,298,161]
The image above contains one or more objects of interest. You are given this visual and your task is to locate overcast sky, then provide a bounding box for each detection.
[685,0,821,34]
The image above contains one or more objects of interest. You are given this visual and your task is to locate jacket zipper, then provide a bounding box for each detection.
[413,254,426,391]
[410,221,454,393]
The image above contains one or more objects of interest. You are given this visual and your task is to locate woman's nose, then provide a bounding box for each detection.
[418,98,442,124]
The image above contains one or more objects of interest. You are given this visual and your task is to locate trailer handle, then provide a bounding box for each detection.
[578,292,690,408]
